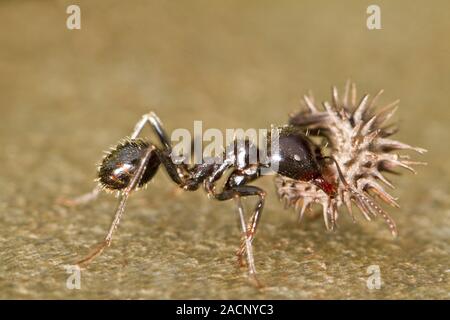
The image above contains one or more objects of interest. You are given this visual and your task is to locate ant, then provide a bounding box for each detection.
[63,111,380,285]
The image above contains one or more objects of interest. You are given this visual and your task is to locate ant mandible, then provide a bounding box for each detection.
[64,111,378,285]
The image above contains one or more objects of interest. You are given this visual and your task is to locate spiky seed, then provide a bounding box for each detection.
[278,81,426,236]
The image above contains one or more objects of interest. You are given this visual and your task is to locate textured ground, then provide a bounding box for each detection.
[0,0,448,299]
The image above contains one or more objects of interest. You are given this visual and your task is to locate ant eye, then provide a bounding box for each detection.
[98,139,150,190]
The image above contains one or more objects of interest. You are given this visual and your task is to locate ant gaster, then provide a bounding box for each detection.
[66,112,347,284]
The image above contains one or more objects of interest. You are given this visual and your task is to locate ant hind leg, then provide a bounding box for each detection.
[59,111,173,207]
[132,111,172,151]
[76,147,156,267]
[57,186,101,207]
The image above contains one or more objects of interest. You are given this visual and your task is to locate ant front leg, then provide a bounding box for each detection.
[227,186,266,268]
[207,169,266,282]
[222,168,266,268]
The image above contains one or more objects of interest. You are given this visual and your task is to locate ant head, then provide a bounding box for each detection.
[98,139,160,191]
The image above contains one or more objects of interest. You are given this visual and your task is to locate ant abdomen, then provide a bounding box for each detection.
[98,139,160,191]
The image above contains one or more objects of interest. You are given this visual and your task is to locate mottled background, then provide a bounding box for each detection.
[0,0,448,299]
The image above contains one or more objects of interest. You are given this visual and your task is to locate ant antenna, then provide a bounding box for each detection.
[321,156,348,187]
[321,156,398,237]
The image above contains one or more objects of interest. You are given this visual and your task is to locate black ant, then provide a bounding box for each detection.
[63,111,374,285]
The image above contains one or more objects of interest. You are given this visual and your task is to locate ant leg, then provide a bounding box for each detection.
[235,196,257,277]
[214,185,265,280]
[61,112,174,207]
[132,111,172,151]
[57,185,101,207]
[76,146,155,267]
[231,187,266,267]
[153,149,185,185]
[134,112,195,185]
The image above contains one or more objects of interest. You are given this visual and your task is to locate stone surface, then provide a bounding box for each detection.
[0,0,448,299]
